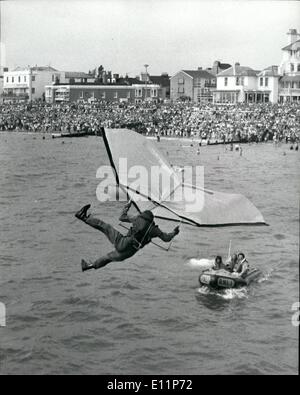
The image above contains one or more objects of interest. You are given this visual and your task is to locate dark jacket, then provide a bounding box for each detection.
[119,206,176,248]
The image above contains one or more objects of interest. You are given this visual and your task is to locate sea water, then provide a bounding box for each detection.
[0,133,298,374]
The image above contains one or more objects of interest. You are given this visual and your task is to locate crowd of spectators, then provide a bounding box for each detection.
[0,101,299,143]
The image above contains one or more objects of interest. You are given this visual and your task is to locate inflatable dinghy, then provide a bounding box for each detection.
[199,268,261,289]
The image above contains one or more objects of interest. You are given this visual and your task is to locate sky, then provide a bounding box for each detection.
[0,0,300,76]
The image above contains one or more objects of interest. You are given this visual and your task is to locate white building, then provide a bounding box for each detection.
[213,63,280,104]
[2,66,61,102]
[0,66,8,103]
[257,66,280,103]
[278,28,300,102]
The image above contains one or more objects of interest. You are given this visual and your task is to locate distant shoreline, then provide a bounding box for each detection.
[0,131,247,145]
[0,131,296,146]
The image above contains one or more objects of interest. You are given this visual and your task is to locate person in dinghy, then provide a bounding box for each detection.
[75,201,180,272]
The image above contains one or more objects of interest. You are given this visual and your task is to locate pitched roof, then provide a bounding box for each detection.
[65,71,94,79]
[258,65,280,77]
[13,66,58,72]
[149,75,170,87]
[281,39,300,51]
[31,66,58,72]
[217,65,258,77]
[182,70,216,79]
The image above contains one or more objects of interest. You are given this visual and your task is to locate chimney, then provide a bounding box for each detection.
[287,29,299,45]
[233,62,240,76]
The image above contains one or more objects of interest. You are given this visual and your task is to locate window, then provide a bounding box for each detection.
[178,78,184,84]
[235,77,240,86]
[127,92,131,99]
[178,86,184,94]
[24,76,27,83]
[32,76,35,82]
[101,92,106,99]
[291,64,294,72]
[32,88,35,94]
[114,92,118,99]
[52,75,55,82]
[224,77,228,87]
[151,89,157,97]
[80,91,84,99]
[135,89,142,97]
[298,64,300,72]
[12,77,14,83]
[18,76,21,83]
[6,77,9,83]
[260,77,263,87]
[265,78,269,87]
[240,77,244,86]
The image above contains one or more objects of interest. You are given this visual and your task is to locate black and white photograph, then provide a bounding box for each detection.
[0,0,299,378]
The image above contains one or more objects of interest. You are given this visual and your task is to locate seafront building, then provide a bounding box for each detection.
[0,66,8,103]
[213,28,300,104]
[140,72,170,100]
[278,28,300,102]
[2,66,61,102]
[213,63,280,104]
[170,61,231,103]
[2,29,299,105]
[45,67,169,104]
[170,69,217,103]
[45,80,162,104]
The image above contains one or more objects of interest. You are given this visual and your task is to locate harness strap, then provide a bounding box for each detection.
[132,221,154,251]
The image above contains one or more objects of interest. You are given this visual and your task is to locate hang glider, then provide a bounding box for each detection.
[102,129,266,227]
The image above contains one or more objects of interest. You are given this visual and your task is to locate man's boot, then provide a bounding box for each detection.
[81,259,94,272]
[75,204,91,222]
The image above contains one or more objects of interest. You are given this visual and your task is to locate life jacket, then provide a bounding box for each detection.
[236,259,249,273]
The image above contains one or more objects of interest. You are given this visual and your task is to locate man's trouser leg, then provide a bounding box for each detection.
[85,216,122,246]
[93,250,135,269]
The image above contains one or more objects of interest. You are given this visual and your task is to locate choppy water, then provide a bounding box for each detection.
[0,132,299,375]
